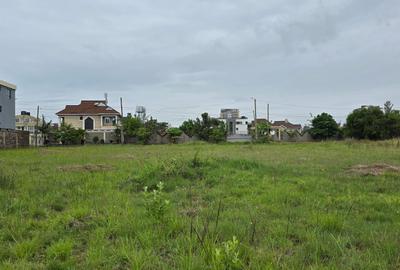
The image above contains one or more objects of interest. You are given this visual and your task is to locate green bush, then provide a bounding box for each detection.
[143,182,170,222]
[92,136,99,144]
[55,124,85,145]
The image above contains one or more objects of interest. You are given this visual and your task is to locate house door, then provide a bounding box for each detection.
[84,117,94,130]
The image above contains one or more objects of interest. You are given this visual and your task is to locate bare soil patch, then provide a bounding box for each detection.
[58,164,113,172]
[348,164,400,176]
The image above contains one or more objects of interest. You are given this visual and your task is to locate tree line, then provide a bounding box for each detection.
[309,101,400,140]
[41,101,400,145]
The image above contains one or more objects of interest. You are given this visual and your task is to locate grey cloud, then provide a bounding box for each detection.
[1,0,399,126]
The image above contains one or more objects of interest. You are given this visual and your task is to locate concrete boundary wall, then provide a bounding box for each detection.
[0,129,30,149]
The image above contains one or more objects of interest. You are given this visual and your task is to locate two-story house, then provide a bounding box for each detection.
[16,111,42,133]
[0,80,17,130]
[56,100,121,143]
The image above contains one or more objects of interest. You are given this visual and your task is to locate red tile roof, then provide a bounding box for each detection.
[56,100,120,116]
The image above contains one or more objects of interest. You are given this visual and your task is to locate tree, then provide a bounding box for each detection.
[122,115,167,144]
[136,127,151,144]
[180,119,196,137]
[180,113,227,143]
[145,117,168,135]
[167,127,183,143]
[122,115,143,137]
[382,101,400,139]
[345,106,386,140]
[309,113,340,140]
[255,122,271,142]
[384,101,394,115]
[55,124,85,145]
[38,116,53,145]
[208,122,227,143]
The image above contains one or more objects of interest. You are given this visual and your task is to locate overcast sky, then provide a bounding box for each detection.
[1,0,399,126]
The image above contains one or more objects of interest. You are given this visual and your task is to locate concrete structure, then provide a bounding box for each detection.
[271,130,312,142]
[235,116,250,135]
[219,109,250,136]
[56,100,121,143]
[0,80,17,130]
[0,129,29,148]
[220,109,251,142]
[220,109,239,119]
[270,119,302,141]
[227,134,252,143]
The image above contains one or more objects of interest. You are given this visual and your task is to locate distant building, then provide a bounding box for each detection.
[16,111,42,133]
[56,100,121,143]
[219,108,251,141]
[0,80,17,130]
[235,116,250,135]
[220,109,240,119]
[270,119,302,141]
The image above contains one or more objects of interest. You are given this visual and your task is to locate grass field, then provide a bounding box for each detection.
[1,141,400,269]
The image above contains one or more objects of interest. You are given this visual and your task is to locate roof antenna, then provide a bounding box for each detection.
[104,93,108,105]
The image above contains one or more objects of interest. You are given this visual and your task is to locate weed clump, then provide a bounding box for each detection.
[0,172,15,190]
[213,236,243,270]
[120,155,211,192]
[144,182,170,222]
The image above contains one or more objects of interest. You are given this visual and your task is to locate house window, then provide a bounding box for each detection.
[80,116,83,120]
[9,90,12,99]
[0,105,2,112]
[60,117,65,123]
[102,116,116,125]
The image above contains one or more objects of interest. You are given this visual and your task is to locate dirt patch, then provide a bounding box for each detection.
[348,164,400,176]
[58,164,113,172]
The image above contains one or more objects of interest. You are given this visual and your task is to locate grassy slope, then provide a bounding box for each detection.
[0,142,400,269]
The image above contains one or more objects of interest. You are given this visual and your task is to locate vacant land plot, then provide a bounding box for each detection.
[1,141,400,269]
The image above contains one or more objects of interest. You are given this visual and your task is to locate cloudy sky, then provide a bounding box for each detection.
[1,0,399,126]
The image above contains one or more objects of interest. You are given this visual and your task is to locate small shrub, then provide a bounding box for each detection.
[213,236,243,270]
[143,182,170,222]
[92,136,99,144]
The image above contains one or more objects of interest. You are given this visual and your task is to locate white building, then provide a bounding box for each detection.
[235,116,249,135]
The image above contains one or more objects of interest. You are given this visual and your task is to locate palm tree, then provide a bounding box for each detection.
[38,115,52,145]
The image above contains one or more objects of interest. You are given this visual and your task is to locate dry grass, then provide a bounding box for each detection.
[348,163,400,176]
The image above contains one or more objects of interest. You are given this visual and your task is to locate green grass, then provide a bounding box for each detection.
[1,141,400,269]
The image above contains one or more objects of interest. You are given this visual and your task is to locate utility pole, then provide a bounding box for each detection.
[120,97,125,144]
[267,103,270,122]
[35,106,39,147]
[253,98,258,140]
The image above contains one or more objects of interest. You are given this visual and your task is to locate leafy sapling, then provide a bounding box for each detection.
[143,182,170,222]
